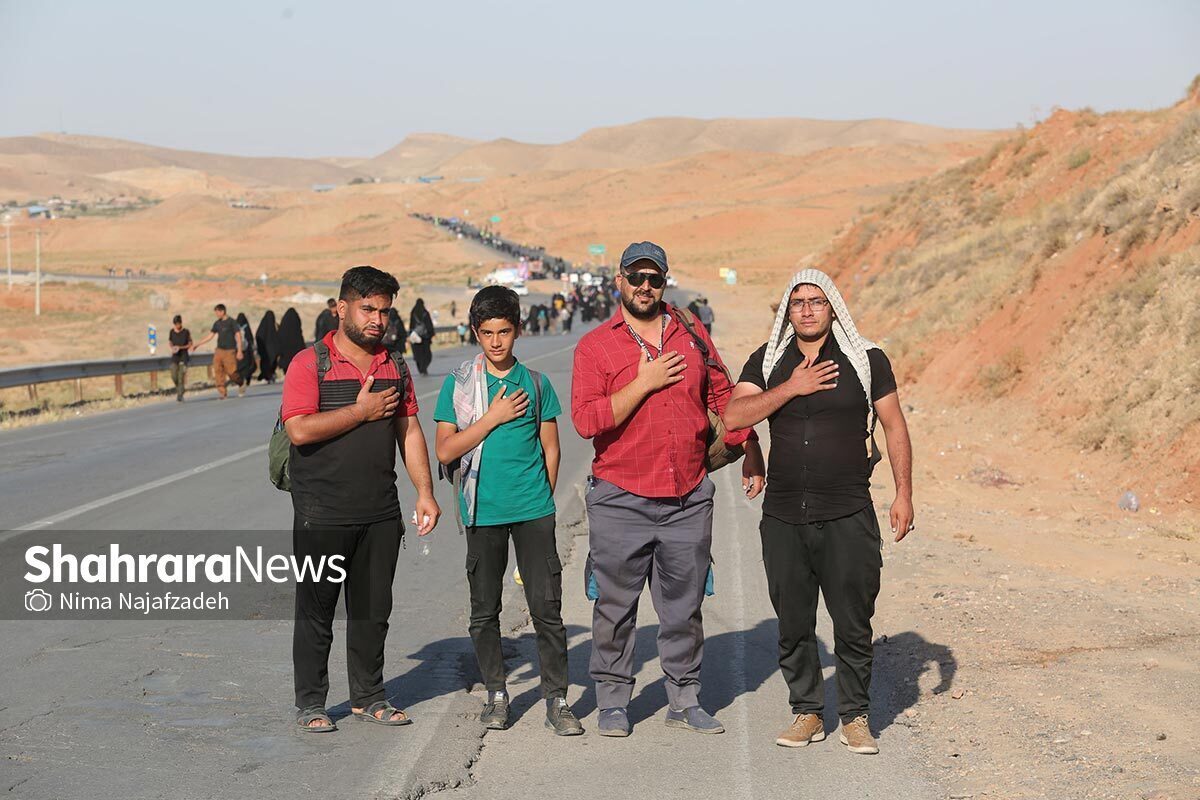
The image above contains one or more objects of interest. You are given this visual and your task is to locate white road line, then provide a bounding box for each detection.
[719,469,755,800]
[4,343,580,535]
[6,445,269,536]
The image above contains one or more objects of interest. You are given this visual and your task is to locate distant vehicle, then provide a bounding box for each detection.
[485,267,522,286]
[666,276,679,288]
[511,283,530,296]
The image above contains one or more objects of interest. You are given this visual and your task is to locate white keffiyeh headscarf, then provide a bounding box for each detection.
[762,268,880,429]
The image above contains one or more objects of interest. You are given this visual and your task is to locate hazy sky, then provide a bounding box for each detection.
[1,0,1196,158]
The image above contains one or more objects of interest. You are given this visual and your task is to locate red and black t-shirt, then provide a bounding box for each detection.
[281,332,419,525]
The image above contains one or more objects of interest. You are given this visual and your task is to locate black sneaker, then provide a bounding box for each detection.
[545,697,584,736]
[480,691,509,730]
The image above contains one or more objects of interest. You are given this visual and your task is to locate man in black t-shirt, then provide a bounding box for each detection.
[191,304,244,399]
[725,269,913,756]
[314,298,338,341]
[167,315,192,402]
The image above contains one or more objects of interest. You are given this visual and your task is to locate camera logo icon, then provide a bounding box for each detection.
[24,589,53,613]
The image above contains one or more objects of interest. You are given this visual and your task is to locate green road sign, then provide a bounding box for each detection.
[489,215,501,224]
[588,244,606,256]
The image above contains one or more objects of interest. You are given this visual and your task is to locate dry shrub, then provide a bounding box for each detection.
[1008,147,1048,178]
[978,348,1025,396]
[1067,149,1092,170]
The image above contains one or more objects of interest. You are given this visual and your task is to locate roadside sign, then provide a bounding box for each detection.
[718,267,730,278]
[588,244,606,256]
[725,269,738,286]
[148,324,157,355]
[490,215,502,224]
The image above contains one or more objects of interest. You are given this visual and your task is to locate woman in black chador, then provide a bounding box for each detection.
[235,312,257,387]
[381,307,408,356]
[255,310,280,383]
[408,298,434,376]
[278,307,306,373]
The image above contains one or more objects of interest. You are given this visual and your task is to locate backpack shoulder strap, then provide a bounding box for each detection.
[388,349,411,397]
[528,368,543,429]
[313,341,332,383]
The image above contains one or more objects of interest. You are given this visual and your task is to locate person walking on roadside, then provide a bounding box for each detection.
[409,298,435,377]
[278,307,306,372]
[190,303,244,399]
[167,314,192,402]
[694,298,715,334]
[255,310,280,383]
[281,265,442,734]
[235,312,257,390]
[723,268,914,756]
[434,286,583,737]
[571,241,765,738]
[314,298,338,341]
[381,307,408,357]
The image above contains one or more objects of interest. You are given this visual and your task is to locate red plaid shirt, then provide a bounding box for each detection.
[571,306,754,498]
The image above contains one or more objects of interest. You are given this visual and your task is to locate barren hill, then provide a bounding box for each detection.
[812,82,1200,502]
[363,133,481,178]
[0,133,370,200]
[388,116,1001,177]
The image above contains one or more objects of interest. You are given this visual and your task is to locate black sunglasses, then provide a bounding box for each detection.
[624,271,666,289]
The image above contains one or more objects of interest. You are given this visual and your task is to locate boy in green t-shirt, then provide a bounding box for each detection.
[434,286,583,736]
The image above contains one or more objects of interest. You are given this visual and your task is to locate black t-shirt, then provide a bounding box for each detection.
[212,317,239,350]
[738,335,897,525]
[169,328,191,364]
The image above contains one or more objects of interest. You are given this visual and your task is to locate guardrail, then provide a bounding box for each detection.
[0,326,463,401]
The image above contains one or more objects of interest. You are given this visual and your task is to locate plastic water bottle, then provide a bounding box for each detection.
[412,511,433,555]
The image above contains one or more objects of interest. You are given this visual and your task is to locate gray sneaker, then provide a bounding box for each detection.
[664,706,725,734]
[545,697,584,736]
[597,707,630,737]
[480,691,509,730]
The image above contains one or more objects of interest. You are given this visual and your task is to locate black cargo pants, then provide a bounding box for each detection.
[465,513,568,699]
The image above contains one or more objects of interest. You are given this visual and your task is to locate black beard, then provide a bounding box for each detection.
[343,319,382,348]
[621,294,660,321]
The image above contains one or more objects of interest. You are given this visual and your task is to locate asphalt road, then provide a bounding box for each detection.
[0,300,938,800]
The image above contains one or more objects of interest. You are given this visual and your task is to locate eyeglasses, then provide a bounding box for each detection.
[788,298,829,312]
[624,271,666,289]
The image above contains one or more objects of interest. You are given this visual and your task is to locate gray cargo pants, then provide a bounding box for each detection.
[586,475,715,711]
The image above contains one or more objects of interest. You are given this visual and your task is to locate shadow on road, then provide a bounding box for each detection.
[327,635,478,721]
[870,630,957,733]
[390,621,955,735]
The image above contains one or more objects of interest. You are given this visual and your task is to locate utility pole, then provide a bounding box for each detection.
[3,215,11,291]
[34,227,41,316]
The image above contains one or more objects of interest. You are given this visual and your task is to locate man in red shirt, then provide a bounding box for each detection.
[571,241,765,738]
[281,265,441,733]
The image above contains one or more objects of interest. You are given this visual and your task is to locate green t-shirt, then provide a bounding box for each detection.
[434,362,561,526]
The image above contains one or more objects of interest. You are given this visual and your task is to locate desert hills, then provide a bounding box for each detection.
[0,116,998,202]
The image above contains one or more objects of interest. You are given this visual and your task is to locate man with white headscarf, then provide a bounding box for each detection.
[724,268,913,756]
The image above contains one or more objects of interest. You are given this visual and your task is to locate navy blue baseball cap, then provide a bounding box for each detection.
[619,241,669,274]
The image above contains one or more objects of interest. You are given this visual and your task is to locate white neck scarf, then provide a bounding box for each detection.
[762,268,880,428]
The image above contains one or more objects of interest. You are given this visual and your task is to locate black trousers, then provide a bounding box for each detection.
[465,513,568,698]
[293,513,402,710]
[759,505,882,722]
